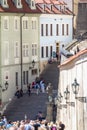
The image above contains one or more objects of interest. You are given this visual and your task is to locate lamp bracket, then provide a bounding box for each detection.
[75,97,87,103]
[29,66,33,69]
[60,104,67,108]
[66,102,75,107]
[2,88,7,92]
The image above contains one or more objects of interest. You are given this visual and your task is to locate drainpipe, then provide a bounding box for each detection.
[20,13,25,90]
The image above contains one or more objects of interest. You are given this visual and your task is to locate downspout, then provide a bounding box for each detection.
[20,13,25,90]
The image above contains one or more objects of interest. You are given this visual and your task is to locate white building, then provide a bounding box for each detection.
[35,0,73,70]
[58,39,87,130]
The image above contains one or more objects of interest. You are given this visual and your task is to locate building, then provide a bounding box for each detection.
[35,0,73,71]
[58,42,87,130]
[0,0,73,112]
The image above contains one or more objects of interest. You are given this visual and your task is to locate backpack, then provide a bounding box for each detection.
[51,126,57,130]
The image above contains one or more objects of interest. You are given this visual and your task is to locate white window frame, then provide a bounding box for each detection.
[23,44,29,57]
[17,0,22,8]
[3,16,9,30]
[14,17,19,30]
[22,17,28,30]
[32,20,36,29]
[4,71,9,81]
[32,43,37,56]
[4,41,9,60]
[31,17,37,29]
[14,41,19,58]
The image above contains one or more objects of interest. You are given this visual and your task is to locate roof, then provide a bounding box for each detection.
[59,49,87,67]
[61,49,73,58]
[79,0,87,3]
[0,0,73,15]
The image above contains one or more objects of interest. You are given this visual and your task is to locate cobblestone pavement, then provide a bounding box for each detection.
[4,62,59,121]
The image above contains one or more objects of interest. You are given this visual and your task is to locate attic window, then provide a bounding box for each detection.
[2,0,9,8]
[32,1,34,7]
[18,0,21,6]
[4,0,7,5]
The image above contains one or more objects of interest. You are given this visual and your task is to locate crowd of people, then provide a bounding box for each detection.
[15,77,46,98]
[0,115,65,130]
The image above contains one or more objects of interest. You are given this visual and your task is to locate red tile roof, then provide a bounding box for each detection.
[59,49,87,67]
[35,0,44,4]
[79,0,87,3]
[0,0,72,15]
[44,0,52,4]
[0,0,41,13]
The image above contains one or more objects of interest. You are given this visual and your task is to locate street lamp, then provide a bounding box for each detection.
[72,78,79,98]
[0,81,9,92]
[72,78,87,103]
[58,92,63,103]
[64,86,75,107]
[29,60,35,69]
[64,86,70,102]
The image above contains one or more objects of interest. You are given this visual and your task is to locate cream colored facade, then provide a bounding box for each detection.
[57,48,87,130]
[0,13,40,104]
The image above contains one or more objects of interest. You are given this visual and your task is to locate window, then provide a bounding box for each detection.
[32,69,37,75]
[23,19,28,29]
[23,44,29,57]
[46,46,48,57]
[32,44,37,56]
[14,17,19,30]
[66,24,69,35]
[32,1,34,7]
[32,20,36,29]
[15,72,18,86]
[46,24,48,36]
[3,0,7,5]
[18,0,21,6]
[3,17,9,30]
[62,24,64,35]
[14,42,19,58]
[4,41,9,60]
[26,71,28,84]
[23,71,26,85]
[41,24,44,36]
[56,24,59,36]
[41,47,44,58]
[23,71,28,85]
[50,24,53,36]
[50,46,53,57]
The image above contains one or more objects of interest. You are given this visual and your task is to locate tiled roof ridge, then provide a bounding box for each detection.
[59,48,87,67]
[0,0,71,15]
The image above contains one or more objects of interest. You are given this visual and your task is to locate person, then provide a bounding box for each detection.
[3,116,7,127]
[15,88,20,98]
[59,121,65,130]
[56,51,59,61]
[46,83,53,96]
[20,89,23,97]
[46,83,53,103]
[27,84,31,96]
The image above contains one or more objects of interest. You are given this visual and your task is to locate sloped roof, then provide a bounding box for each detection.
[79,0,87,3]
[59,49,87,67]
[0,0,73,15]
[0,0,41,13]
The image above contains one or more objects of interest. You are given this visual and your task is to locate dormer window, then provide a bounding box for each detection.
[12,0,22,8]
[1,0,9,8]
[17,0,22,8]
[30,0,36,10]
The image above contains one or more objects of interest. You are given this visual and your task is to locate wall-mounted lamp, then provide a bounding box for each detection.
[0,81,9,92]
[72,78,87,103]
[29,60,35,69]
[64,86,70,101]
[64,86,75,107]
[58,92,63,103]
